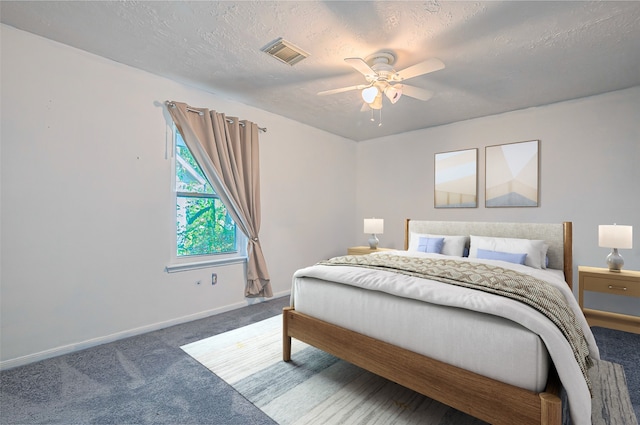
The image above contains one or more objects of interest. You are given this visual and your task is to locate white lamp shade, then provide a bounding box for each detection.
[599,225,633,249]
[364,218,384,234]
[361,86,379,103]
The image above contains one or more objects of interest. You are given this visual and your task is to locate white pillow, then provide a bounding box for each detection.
[541,243,550,269]
[469,235,546,269]
[409,233,468,257]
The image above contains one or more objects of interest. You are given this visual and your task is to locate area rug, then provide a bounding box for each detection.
[181,315,637,425]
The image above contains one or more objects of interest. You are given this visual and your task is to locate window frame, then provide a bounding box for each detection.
[166,126,246,273]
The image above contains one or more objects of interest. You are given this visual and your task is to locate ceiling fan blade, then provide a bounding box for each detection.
[344,58,376,77]
[317,84,367,96]
[399,84,434,101]
[395,58,445,81]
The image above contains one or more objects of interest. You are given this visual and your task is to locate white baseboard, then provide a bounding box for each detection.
[0,290,291,371]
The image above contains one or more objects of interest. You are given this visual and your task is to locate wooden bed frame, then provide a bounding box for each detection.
[283,220,573,425]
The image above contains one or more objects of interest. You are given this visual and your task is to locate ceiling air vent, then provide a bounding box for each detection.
[261,38,309,66]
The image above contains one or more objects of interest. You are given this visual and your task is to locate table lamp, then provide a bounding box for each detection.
[364,218,384,249]
[598,224,633,272]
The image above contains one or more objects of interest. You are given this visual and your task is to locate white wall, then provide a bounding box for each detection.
[356,87,640,315]
[0,25,356,367]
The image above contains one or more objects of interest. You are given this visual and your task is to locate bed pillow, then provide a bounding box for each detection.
[469,235,545,269]
[409,233,468,257]
[417,237,445,254]
[476,249,527,265]
[541,244,550,269]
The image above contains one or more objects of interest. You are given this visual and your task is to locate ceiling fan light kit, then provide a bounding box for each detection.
[384,86,402,104]
[361,86,379,103]
[369,92,383,110]
[318,51,444,124]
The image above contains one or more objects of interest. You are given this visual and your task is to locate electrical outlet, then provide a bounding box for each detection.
[211,273,217,285]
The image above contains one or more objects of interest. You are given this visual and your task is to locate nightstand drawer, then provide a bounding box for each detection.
[582,276,640,297]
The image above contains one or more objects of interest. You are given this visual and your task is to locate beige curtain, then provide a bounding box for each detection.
[167,101,272,298]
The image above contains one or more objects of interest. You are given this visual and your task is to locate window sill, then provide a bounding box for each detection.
[165,256,246,273]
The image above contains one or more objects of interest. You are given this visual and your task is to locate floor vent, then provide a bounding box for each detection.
[261,38,309,66]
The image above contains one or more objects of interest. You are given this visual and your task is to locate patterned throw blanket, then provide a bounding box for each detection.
[320,253,593,392]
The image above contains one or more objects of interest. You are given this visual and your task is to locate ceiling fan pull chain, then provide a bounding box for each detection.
[370,108,375,122]
[378,108,383,127]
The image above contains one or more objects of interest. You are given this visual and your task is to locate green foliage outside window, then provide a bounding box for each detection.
[175,131,236,256]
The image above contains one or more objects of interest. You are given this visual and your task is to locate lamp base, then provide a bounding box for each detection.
[368,234,379,250]
[606,248,624,272]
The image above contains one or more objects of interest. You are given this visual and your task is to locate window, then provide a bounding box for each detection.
[174,130,237,257]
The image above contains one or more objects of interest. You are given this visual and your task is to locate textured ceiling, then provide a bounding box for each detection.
[2,1,640,141]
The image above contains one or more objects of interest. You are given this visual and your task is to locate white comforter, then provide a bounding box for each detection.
[293,251,600,425]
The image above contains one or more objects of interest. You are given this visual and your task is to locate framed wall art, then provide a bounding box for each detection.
[485,140,539,207]
[434,148,478,208]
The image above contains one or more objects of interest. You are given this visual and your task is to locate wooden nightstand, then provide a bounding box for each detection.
[347,246,393,255]
[578,266,640,334]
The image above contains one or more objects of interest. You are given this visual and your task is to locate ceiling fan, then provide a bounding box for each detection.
[318,51,445,110]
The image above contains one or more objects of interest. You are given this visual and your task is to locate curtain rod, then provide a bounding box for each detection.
[166,101,266,133]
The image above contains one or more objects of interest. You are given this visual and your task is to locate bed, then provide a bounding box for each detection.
[283,220,599,425]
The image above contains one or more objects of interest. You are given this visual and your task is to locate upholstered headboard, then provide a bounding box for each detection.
[404,219,573,288]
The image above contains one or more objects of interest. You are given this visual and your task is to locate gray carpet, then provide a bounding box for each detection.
[0,297,289,425]
[0,296,638,424]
